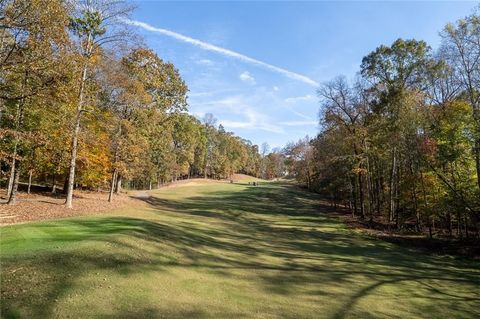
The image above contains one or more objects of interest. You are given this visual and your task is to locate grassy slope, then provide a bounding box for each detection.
[1,181,479,319]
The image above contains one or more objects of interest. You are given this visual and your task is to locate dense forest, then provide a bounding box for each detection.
[0,0,263,207]
[285,8,480,238]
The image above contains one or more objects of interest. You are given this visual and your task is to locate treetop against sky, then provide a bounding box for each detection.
[131,1,476,147]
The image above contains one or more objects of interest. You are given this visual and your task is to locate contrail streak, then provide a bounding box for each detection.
[124,19,319,87]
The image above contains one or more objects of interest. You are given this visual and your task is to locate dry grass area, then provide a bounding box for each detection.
[0,189,145,225]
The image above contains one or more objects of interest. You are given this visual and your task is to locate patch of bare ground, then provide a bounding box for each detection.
[327,204,480,259]
[0,188,146,225]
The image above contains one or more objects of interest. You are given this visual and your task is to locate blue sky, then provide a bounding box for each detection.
[130,1,477,148]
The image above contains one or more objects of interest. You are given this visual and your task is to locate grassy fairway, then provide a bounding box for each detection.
[1,181,479,319]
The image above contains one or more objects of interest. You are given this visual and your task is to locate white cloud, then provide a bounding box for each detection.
[284,94,315,104]
[124,19,319,87]
[192,95,284,133]
[273,86,279,91]
[239,71,256,85]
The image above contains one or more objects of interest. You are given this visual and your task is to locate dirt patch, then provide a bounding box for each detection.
[0,189,146,225]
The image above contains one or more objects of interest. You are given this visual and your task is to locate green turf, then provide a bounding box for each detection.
[1,181,479,318]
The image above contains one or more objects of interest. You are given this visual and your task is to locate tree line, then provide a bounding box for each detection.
[286,8,480,238]
[0,0,263,207]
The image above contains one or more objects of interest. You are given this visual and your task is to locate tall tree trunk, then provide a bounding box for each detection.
[420,171,430,234]
[6,156,16,198]
[358,173,365,220]
[108,168,117,202]
[65,60,88,208]
[115,175,122,194]
[365,151,374,223]
[388,147,397,223]
[394,165,400,228]
[62,176,68,194]
[375,164,381,218]
[51,172,56,194]
[27,169,32,194]
[475,139,480,190]
[409,160,420,230]
[7,163,20,205]
[7,71,28,204]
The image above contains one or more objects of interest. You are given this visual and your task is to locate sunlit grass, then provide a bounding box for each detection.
[1,181,479,318]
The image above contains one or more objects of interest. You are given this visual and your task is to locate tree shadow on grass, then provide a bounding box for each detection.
[1,183,479,318]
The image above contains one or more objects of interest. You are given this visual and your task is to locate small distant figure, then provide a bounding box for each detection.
[248,182,251,185]
[253,181,257,186]
[230,180,233,184]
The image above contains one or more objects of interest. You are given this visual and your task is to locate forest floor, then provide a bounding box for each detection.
[339,214,480,260]
[1,179,479,318]
[0,188,145,225]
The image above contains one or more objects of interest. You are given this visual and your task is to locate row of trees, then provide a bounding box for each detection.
[286,8,480,238]
[0,0,262,207]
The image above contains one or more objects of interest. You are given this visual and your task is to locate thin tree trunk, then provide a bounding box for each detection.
[394,165,400,228]
[65,60,88,208]
[389,147,396,223]
[115,175,122,194]
[375,163,381,218]
[108,168,117,202]
[27,170,32,194]
[7,71,28,204]
[475,139,480,190]
[358,172,365,220]
[7,163,20,205]
[51,172,56,194]
[365,152,374,222]
[409,160,420,230]
[420,171,430,235]
[6,156,15,198]
[62,176,68,194]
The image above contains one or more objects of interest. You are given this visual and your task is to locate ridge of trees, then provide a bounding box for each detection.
[285,7,480,238]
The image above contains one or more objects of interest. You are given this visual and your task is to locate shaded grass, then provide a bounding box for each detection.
[1,181,479,318]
